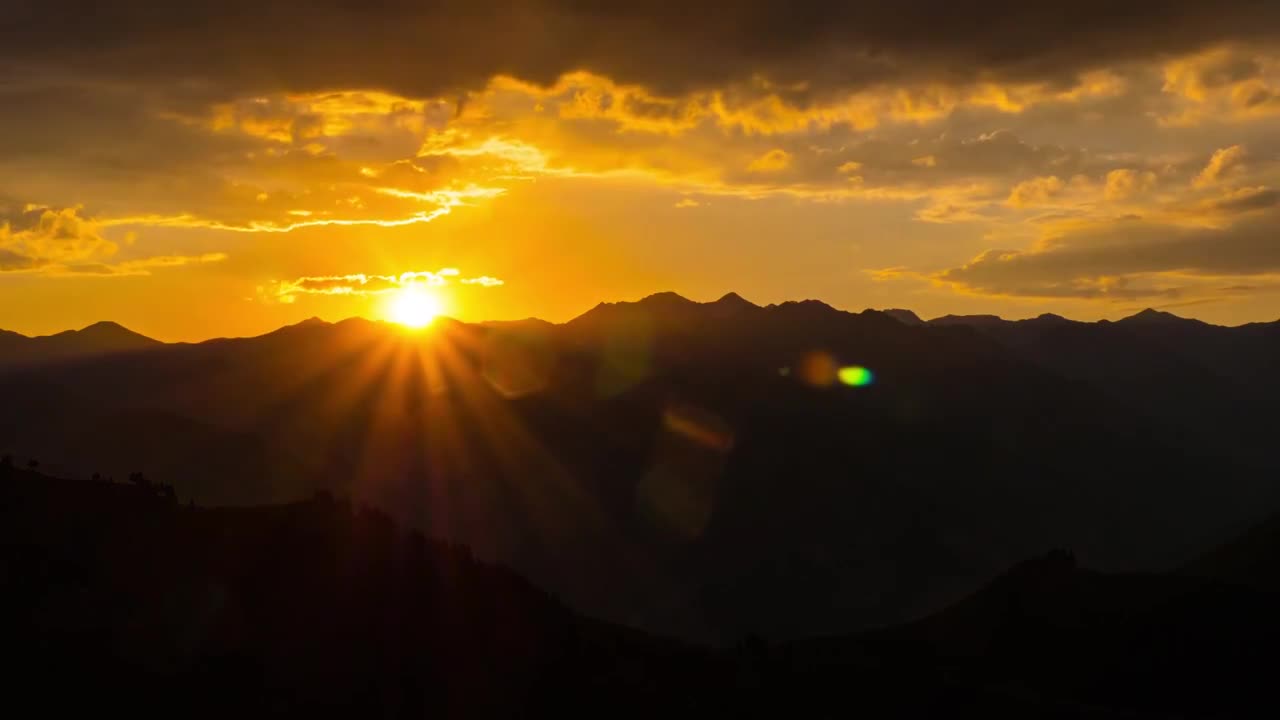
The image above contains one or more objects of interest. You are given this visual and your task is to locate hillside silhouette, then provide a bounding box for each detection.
[0,464,716,718]
[6,463,1280,718]
[0,321,159,371]
[2,294,1279,644]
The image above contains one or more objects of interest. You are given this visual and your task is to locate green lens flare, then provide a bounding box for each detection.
[838,365,874,387]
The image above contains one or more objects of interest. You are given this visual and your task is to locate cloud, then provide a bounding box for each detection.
[1193,145,1247,187]
[831,131,1097,188]
[460,276,505,287]
[0,84,504,236]
[6,2,1279,103]
[2,5,1279,322]
[1194,185,1280,215]
[0,204,117,270]
[1007,176,1067,207]
[0,52,1262,252]
[1161,48,1280,125]
[272,269,504,302]
[917,201,995,223]
[50,253,229,277]
[1104,169,1157,201]
[748,149,792,173]
[932,209,1280,299]
[0,203,228,276]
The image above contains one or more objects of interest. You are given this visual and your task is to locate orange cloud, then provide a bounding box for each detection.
[747,149,793,173]
[1,204,227,277]
[1006,176,1066,207]
[272,269,504,303]
[1193,145,1247,187]
[1161,48,1280,126]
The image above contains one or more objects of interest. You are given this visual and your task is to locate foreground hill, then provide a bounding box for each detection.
[2,295,1278,642]
[6,465,1280,718]
[845,550,1280,718]
[0,465,720,718]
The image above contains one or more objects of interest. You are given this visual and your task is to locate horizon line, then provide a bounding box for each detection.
[4,291,1277,345]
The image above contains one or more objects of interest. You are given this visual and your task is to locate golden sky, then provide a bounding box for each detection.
[4,3,1280,340]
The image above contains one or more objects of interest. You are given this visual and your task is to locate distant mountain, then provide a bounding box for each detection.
[922,305,1280,470]
[0,320,158,370]
[881,308,923,325]
[3,295,1279,643]
[707,291,758,315]
[1115,307,1207,326]
[928,313,1006,327]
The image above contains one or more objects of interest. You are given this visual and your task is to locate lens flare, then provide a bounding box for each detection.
[798,351,838,387]
[838,365,874,387]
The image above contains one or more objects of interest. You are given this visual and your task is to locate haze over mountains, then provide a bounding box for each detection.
[3,293,1280,642]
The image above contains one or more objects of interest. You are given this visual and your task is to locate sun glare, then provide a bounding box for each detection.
[386,286,443,328]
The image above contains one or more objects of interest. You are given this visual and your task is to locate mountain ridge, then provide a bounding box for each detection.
[0,320,160,370]
[6,294,1278,346]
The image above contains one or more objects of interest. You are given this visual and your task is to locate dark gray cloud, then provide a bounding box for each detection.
[833,131,1090,181]
[1202,187,1280,214]
[4,1,1279,100]
[937,211,1280,298]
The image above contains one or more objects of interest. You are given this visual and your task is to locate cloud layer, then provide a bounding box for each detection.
[2,3,1280,322]
[7,2,1280,100]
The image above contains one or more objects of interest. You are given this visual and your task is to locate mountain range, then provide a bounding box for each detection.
[3,293,1279,642]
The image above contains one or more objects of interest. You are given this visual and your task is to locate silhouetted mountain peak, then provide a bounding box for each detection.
[772,299,836,313]
[1032,313,1069,323]
[58,320,157,345]
[334,316,379,329]
[705,292,759,319]
[0,319,158,370]
[82,320,126,332]
[62,321,152,347]
[761,299,849,327]
[881,308,924,325]
[637,291,697,308]
[929,314,1006,327]
[1119,308,1186,324]
[712,291,756,308]
[569,292,715,331]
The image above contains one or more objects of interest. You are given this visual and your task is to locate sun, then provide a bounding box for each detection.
[386,286,443,328]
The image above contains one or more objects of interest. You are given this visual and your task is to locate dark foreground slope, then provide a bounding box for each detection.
[6,466,1280,718]
[849,551,1280,718]
[0,466,718,718]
